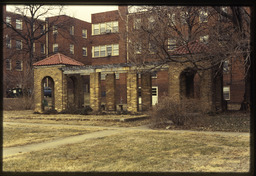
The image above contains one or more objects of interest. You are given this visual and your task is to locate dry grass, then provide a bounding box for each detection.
[3,123,103,147]
[3,130,250,172]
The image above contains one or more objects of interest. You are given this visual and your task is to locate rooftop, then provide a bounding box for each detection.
[33,53,84,66]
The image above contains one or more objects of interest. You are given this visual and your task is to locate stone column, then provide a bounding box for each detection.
[127,71,138,113]
[199,69,214,112]
[106,73,116,111]
[168,64,182,102]
[141,72,152,111]
[90,72,101,111]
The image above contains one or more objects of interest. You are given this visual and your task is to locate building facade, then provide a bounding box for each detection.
[2,5,247,110]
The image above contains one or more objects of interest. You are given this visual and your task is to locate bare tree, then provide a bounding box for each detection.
[125,5,251,109]
[3,5,74,92]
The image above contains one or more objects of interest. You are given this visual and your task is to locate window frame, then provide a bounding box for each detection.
[82,29,87,38]
[53,43,58,53]
[82,47,87,56]
[53,25,58,34]
[70,26,74,35]
[6,35,11,48]
[200,35,209,44]
[6,16,11,26]
[70,44,74,54]
[16,40,22,50]
[199,9,208,23]
[41,43,45,54]
[15,60,23,71]
[92,44,119,58]
[6,59,11,70]
[16,19,22,30]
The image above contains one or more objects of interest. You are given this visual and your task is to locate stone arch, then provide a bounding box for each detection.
[179,68,197,99]
[41,76,55,111]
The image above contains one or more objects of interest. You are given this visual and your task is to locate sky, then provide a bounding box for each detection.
[6,5,119,22]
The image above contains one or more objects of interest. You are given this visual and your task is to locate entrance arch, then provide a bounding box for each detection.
[180,68,197,99]
[41,76,55,111]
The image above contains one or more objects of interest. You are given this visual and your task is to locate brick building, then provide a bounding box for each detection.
[2,5,247,111]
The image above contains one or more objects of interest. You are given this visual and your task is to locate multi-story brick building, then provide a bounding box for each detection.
[3,5,247,110]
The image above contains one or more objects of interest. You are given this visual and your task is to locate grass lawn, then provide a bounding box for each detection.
[3,123,103,147]
[3,130,250,172]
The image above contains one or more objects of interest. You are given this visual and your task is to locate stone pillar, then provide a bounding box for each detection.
[168,64,182,102]
[141,72,152,111]
[90,72,101,111]
[199,69,214,112]
[213,70,223,111]
[106,73,116,111]
[127,71,138,113]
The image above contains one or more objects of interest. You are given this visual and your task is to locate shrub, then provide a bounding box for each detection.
[151,96,204,128]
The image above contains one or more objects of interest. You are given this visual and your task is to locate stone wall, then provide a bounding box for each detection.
[127,71,138,113]
[90,72,101,111]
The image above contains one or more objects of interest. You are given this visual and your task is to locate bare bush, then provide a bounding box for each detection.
[151,96,205,128]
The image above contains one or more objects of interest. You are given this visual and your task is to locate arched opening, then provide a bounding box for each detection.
[67,76,76,108]
[41,76,54,111]
[180,68,197,99]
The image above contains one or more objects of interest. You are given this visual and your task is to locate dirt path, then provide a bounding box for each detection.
[3,121,250,158]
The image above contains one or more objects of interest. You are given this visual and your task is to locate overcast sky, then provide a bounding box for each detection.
[6,5,119,22]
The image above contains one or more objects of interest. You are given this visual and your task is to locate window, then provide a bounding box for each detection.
[53,43,58,53]
[6,35,11,48]
[82,47,87,56]
[223,60,229,73]
[199,9,208,23]
[168,39,176,51]
[113,44,119,56]
[33,43,35,52]
[134,18,141,29]
[16,19,22,30]
[6,59,11,70]
[53,25,58,34]
[92,44,119,58]
[70,26,74,35]
[112,21,118,33]
[92,21,118,35]
[106,45,112,56]
[168,13,176,26]
[93,46,100,57]
[6,16,11,26]
[100,45,106,57]
[106,22,112,33]
[15,60,23,71]
[82,29,87,38]
[100,23,106,33]
[70,44,74,54]
[148,16,155,29]
[200,35,209,44]
[41,44,45,54]
[219,7,228,22]
[93,24,100,35]
[135,42,142,54]
[180,11,188,24]
[40,25,45,34]
[223,86,230,100]
[16,40,22,50]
